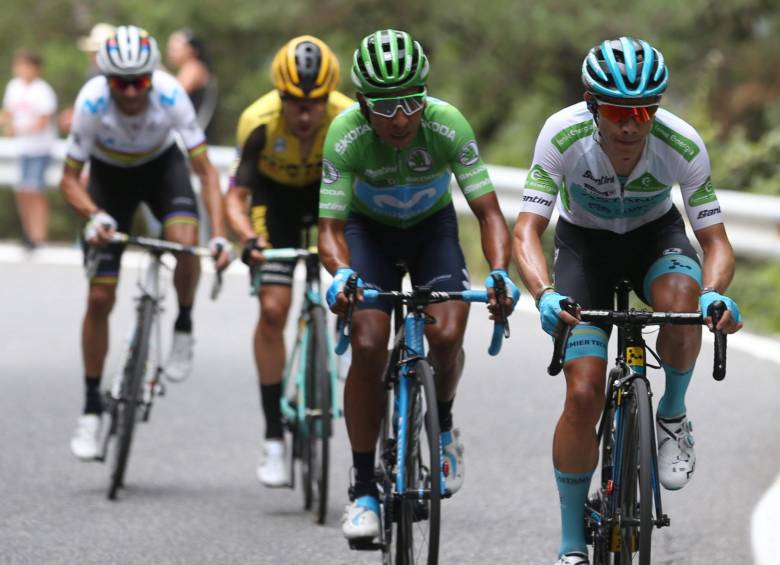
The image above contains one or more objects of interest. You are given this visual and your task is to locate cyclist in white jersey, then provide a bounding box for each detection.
[512,37,742,565]
[60,26,230,461]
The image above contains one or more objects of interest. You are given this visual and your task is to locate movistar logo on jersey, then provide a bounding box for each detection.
[335,124,371,155]
[355,172,450,220]
[651,121,700,162]
[625,172,668,193]
[458,140,480,166]
[83,96,107,114]
[688,177,717,206]
[421,120,456,141]
[525,165,559,195]
[407,148,433,172]
[552,121,594,154]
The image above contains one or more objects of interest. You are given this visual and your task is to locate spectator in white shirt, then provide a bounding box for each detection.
[1,50,57,248]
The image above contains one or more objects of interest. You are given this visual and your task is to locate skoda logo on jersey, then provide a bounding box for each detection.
[407,148,432,173]
[273,137,286,153]
[322,159,340,185]
[458,140,480,167]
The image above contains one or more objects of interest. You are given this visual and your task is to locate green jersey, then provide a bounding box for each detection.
[318,97,494,228]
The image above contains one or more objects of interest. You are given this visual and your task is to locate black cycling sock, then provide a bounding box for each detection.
[84,375,103,415]
[260,383,284,439]
[352,449,378,498]
[438,398,454,432]
[174,304,193,333]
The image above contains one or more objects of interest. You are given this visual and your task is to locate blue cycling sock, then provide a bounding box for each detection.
[657,363,694,419]
[555,468,593,557]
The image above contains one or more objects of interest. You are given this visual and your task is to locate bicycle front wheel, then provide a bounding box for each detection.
[108,296,154,500]
[616,377,654,565]
[396,359,441,565]
[303,305,331,524]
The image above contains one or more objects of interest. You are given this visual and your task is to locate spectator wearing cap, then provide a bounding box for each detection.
[1,50,57,249]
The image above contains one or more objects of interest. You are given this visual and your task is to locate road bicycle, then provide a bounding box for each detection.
[86,232,222,500]
[338,272,509,564]
[548,280,727,565]
[249,241,341,524]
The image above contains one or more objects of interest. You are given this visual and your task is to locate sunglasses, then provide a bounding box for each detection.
[108,75,152,91]
[597,101,659,124]
[365,89,427,118]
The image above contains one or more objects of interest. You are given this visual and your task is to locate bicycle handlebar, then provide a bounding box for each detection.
[547,298,728,380]
[248,247,318,296]
[334,286,507,357]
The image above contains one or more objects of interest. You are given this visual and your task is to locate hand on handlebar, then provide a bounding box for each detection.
[326,268,364,317]
[700,290,742,334]
[208,236,232,271]
[241,236,267,266]
[84,210,117,246]
[485,269,520,319]
[538,290,579,336]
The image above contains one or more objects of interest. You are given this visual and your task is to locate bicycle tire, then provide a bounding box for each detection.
[615,378,653,565]
[107,296,154,500]
[307,305,331,524]
[396,359,441,565]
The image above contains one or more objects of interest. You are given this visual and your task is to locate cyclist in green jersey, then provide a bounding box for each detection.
[317,29,519,541]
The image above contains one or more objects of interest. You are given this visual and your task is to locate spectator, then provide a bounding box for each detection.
[166,29,218,131]
[1,50,57,249]
[60,23,116,133]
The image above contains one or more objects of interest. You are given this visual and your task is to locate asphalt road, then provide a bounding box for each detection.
[1,255,777,564]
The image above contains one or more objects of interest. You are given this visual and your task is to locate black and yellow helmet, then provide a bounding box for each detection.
[270,35,340,98]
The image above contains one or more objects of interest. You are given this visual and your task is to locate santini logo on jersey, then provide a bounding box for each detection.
[696,207,721,219]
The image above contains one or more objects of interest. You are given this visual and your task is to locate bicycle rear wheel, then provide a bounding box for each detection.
[303,305,331,524]
[616,377,654,564]
[107,296,154,500]
[396,359,441,565]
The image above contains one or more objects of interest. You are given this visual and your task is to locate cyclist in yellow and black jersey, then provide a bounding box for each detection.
[225,35,352,487]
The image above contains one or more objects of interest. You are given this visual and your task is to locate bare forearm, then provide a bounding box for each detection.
[318,219,350,274]
[60,169,97,218]
[701,239,736,292]
[194,158,226,237]
[478,211,510,270]
[225,187,255,242]
[512,213,552,299]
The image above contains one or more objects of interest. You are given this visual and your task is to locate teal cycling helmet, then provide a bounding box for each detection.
[582,37,668,99]
[350,29,429,93]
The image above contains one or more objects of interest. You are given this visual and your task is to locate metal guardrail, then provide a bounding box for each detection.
[2,137,779,260]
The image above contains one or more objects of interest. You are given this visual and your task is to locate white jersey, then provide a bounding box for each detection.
[2,77,57,156]
[520,102,722,234]
[65,70,206,168]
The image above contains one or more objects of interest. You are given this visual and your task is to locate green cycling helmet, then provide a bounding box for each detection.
[350,29,429,93]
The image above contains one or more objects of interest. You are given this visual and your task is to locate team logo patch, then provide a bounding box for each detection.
[322,159,340,184]
[273,137,286,152]
[407,148,433,172]
[458,140,480,166]
[662,248,682,255]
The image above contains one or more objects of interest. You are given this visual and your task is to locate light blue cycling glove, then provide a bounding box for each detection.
[537,290,569,336]
[699,290,742,324]
[485,269,521,306]
[326,267,363,309]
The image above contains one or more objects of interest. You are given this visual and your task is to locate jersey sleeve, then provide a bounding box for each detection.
[318,116,355,221]
[445,106,494,202]
[676,132,722,231]
[158,73,207,158]
[64,84,100,168]
[519,116,565,219]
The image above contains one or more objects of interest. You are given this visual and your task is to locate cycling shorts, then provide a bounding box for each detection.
[553,206,701,333]
[83,145,199,284]
[345,203,470,314]
[250,178,318,287]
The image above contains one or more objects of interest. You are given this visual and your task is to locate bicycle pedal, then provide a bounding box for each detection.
[347,538,381,551]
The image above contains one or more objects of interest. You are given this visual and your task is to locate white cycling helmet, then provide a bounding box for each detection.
[97,25,160,76]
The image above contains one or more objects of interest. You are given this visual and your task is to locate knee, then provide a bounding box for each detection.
[86,287,116,318]
[651,274,699,313]
[563,376,603,427]
[259,302,288,335]
[427,325,464,358]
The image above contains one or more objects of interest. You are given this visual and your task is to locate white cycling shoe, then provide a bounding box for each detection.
[441,428,464,494]
[342,495,380,539]
[657,414,696,490]
[555,551,589,565]
[70,414,101,460]
[256,439,289,487]
[165,331,194,382]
